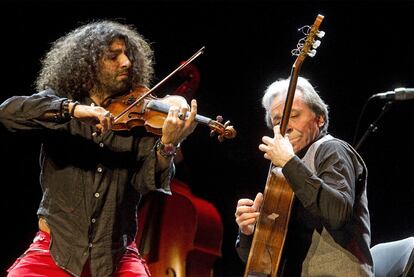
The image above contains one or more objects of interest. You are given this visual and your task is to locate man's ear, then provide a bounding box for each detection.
[317,115,325,128]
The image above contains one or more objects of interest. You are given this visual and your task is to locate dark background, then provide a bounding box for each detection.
[1,0,413,276]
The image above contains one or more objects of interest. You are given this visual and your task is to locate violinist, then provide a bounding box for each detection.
[0,20,197,277]
[234,77,373,276]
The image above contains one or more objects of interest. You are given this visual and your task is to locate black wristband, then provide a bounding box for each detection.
[61,99,71,120]
[70,101,80,118]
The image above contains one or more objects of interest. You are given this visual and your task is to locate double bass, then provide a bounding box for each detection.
[135,62,224,277]
[136,178,223,277]
[244,15,325,277]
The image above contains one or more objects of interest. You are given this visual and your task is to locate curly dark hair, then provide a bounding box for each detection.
[35,20,154,100]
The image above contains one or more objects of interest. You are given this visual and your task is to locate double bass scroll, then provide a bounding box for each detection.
[244,14,325,277]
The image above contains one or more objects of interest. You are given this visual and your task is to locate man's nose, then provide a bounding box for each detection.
[119,54,131,68]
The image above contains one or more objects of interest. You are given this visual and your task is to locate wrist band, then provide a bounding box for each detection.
[70,101,80,118]
[61,99,71,120]
[155,139,180,158]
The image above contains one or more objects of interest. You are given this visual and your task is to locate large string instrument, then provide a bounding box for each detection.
[244,14,325,277]
[135,62,224,277]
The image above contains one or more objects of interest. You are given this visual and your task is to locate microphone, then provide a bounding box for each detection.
[372,87,414,101]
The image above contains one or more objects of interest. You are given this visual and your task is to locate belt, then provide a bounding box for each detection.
[38,217,50,234]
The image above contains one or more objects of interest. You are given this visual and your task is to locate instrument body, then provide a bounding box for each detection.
[244,14,325,277]
[136,178,223,277]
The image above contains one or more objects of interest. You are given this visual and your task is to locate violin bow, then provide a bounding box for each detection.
[114,46,205,123]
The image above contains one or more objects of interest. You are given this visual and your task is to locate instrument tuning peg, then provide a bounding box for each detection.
[216,115,223,123]
[317,30,325,38]
[308,49,317,57]
[312,40,321,49]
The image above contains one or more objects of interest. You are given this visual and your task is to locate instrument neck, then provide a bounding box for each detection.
[146,100,211,125]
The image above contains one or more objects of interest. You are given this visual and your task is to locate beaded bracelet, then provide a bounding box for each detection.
[155,139,180,159]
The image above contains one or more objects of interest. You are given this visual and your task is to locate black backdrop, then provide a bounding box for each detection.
[1,1,414,276]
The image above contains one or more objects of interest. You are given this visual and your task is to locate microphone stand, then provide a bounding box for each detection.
[354,101,393,151]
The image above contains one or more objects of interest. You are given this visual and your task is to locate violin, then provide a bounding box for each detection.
[104,86,236,142]
[102,47,236,141]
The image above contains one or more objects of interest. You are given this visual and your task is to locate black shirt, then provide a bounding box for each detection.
[0,89,173,276]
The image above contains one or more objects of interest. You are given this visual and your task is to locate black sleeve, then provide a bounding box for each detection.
[235,230,253,263]
[131,136,174,195]
[0,90,70,133]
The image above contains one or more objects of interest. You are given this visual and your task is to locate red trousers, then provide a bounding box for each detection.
[7,231,151,277]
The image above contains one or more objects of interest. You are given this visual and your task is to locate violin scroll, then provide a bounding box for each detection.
[209,115,236,142]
